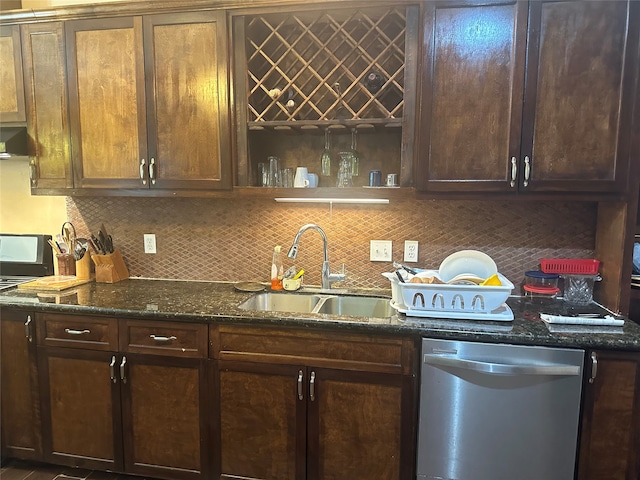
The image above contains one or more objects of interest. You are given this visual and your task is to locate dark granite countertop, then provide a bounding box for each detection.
[1,278,639,351]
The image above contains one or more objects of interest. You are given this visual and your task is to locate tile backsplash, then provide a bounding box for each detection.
[67,196,596,291]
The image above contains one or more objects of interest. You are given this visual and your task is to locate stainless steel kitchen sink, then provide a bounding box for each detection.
[315,295,393,317]
[237,292,392,318]
[237,292,323,313]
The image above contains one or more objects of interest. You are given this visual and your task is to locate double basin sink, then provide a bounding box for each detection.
[238,291,393,319]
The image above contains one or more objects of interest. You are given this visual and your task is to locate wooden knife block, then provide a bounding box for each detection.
[92,248,129,283]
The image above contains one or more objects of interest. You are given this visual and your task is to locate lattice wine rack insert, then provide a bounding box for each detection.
[245,6,407,124]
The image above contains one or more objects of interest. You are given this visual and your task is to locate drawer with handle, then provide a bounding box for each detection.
[119,319,208,358]
[36,313,118,350]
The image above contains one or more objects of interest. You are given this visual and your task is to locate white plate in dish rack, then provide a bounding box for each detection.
[438,250,498,283]
[390,300,514,322]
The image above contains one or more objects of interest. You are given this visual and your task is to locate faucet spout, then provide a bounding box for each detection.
[288,224,345,290]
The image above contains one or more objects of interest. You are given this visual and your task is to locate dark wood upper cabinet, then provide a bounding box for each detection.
[66,11,231,191]
[21,22,73,190]
[0,25,26,123]
[417,0,639,194]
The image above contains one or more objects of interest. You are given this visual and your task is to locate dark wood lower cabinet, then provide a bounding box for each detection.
[0,309,41,460]
[307,367,411,480]
[213,325,417,480]
[217,362,304,480]
[578,350,640,480]
[217,362,412,480]
[6,307,640,480]
[35,313,209,480]
[38,346,123,471]
[121,354,209,480]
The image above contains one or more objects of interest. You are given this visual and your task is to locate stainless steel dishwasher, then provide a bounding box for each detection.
[417,338,584,480]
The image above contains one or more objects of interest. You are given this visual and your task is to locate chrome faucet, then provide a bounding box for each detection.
[287,224,345,290]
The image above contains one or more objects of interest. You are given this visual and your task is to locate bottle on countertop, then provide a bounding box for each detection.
[271,245,284,290]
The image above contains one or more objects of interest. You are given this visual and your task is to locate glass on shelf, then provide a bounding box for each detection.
[336,152,354,188]
[350,128,360,176]
[321,129,331,176]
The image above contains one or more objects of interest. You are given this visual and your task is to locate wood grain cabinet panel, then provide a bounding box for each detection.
[0,308,41,460]
[35,312,209,479]
[38,346,122,471]
[213,326,417,480]
[119,319,208,358]
[121,353,208,480]
[21,22,72,189]
[417,0,639,194]
[36,313,118,350]
[307,367,407,480]
[0,25,26,122]
[578,350,640,480]
[217,362,304,480]
[66,12,231,191]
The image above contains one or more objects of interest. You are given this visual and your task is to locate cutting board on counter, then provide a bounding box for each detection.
[18,275,92,291]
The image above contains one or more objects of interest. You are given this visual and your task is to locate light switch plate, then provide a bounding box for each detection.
[370,240,392,262]
[404,240,419,262]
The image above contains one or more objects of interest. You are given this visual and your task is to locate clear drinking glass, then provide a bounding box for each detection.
[336,153,353,187]
[281,168,294,188]
[350,128,360,176]
[257,162,268,186]
[268,156,280,187]
[320,129,331,176]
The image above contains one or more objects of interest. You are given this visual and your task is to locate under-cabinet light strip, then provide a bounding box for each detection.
[274,197,389,205]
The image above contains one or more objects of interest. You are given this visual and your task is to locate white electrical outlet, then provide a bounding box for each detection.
[404,240,419,263]
[143,234,156,254]
[370,240,392,262]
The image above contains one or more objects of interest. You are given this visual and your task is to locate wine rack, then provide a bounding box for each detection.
[244,6,408,127]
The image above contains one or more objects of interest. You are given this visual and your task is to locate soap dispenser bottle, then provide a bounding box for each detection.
[271,245,284,290]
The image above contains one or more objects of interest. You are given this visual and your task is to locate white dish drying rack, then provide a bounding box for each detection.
[383,270,515,321]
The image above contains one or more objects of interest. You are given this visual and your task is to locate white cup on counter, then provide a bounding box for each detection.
[294,167,310,188]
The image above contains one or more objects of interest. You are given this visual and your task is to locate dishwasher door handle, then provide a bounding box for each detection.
[423,354,581,376]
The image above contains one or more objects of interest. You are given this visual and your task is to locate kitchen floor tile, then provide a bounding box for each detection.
[0,461,164,480]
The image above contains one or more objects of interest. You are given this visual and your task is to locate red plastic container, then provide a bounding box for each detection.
[540,259,600,275]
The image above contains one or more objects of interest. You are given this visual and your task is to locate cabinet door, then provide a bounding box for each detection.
[120,353,208,480]
[0,309,40,460]
[578,350,640,480]
[521,0,638,193]
[21,22,72,189]
[66,17,147,189]
[38,346,123,471]
[417,0,528,192]
[307,367,412,480]
[0,25,26,122]
[217,361,306,480]
[143,12,231,190]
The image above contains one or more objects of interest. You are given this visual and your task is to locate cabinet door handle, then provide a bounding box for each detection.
[140,158,147,185]
[120,356,127,384]
[149,334,177,343]
[24,315,33,343]
[110,356,117,383]
[589,352,598,384]
[149,157,156,185]
[64,328,90,335]
[510,157,517,188]
[29,160,37,187]
[523,156,530,187]
[309,371,316,402]
[297,370,304,400]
